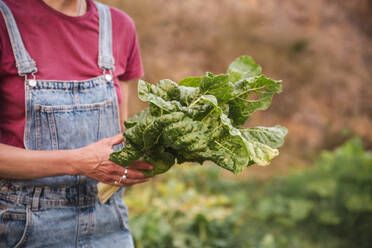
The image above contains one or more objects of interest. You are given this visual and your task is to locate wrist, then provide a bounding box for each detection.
[65,149,81,175]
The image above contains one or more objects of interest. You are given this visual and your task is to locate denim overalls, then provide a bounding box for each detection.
[0,1,134,247]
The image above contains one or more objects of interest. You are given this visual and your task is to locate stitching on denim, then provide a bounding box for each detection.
[34,106,41,150]
[13,206,32,248]
[98,104,103,140]
[37,99,113,112]
[23,82,32,149]
[49,111,59,150]
[27,76,111,91]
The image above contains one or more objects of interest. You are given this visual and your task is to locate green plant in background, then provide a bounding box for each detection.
[124,138,372,248]
[126,165,245,248]
[254,137,372,248]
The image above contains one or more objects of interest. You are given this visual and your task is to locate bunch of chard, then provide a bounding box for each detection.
[98,56,287,203]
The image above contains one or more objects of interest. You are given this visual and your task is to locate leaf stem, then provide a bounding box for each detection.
[235,96,262,102]
[235,86,266,98]
[239,128,271,134]
[189,91,208,108]
[214,140,234,154]
[200,109,215,124]
[211,123,222,134]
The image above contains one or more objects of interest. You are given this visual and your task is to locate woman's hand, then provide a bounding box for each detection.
[72,134,154,186]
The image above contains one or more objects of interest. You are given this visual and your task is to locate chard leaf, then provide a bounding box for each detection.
[158,79,180,100]
[124,109,149,129]
[199,73,234,103]
[244,140,279,167]
[240,126,288,149]
[199,95,281,171]
[178,77,202,87]
[161,117,209,152]
[142,148,175,177]
[228,75,282,125]
[227,55,262,82]
[138,79,177,113]
[180,73,235,103]
[142,112,185,151]
[110,142,142,167]
[110,112,184,167]
[124,113,154,150]
[178,86,200,106]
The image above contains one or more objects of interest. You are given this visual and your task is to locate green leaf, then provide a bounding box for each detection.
[142,112,185,151]
[345,194,372,212]
[110,142,142,167]
[228,75,282,125]
[199,73,234,103]
[161,117,209,152]
[227,55,262,82]
[244,141,280,167]
[178,76,202,87]
[240,125,288,149]
[142,148,175,177]
[178,86,200,106]
[158,79,180,100]
[288,199,314,221]
[138,79,177,113]
[317,210,341,225]
[190,94,281,172]
[124,109,149,129]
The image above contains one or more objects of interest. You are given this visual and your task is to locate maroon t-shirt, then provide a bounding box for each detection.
[0,0,144,148]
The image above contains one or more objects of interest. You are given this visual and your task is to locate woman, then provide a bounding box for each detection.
[0,0,153,247]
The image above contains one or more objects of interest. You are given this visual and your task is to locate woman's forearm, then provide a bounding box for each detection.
[0,143,78,179]
[0,135,153,186]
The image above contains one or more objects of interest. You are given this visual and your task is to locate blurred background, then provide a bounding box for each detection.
[102,0,372,247]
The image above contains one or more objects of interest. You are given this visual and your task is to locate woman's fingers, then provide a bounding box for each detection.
[100,162,125,176]
[122,178,149,186]
[116,170,148,180]
[128,161,154,170]
[127,169,148,179]
[100,163,149,181]
[104,163,148,179]
[92,155,154,186]
[98,169,151,186]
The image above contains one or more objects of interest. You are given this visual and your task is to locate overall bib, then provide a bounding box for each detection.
[0,1,134,247]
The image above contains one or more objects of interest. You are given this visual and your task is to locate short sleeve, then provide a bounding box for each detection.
[118,26,144,82]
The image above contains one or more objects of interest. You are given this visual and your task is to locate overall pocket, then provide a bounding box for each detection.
[0,202,32,248]
[34,99,119,150]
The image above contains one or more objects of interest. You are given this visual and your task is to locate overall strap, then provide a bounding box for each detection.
[0,0,37,76]
[95,1,115,71]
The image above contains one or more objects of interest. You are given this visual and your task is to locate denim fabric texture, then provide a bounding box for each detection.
[0,1,134,247]
[0,1,37,75]
[95,1,115,71]
[0,184,132,248]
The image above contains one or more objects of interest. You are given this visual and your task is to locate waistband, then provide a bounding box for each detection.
[0,179,100,209]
